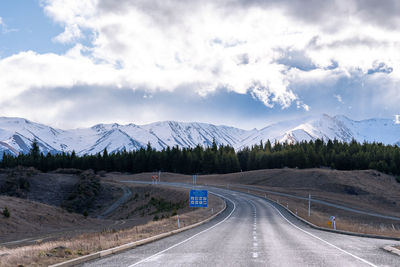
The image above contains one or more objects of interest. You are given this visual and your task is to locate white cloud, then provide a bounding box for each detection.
[395,115,400,124]
[334,94,344,104]
[296,101,310,111]
[0,46,120,101]
[36,0,312,107]
[0,16,18,34]
[0,0,400,122]
[53,24,82,43]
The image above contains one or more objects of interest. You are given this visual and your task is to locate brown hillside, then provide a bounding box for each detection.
[0,195,101,243]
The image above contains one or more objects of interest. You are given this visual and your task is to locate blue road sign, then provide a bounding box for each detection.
[190,189,208,207]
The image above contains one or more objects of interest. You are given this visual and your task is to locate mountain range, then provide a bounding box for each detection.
[0,114,399,159]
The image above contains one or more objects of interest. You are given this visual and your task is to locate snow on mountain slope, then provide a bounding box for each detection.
[0,117,64,155]
[79,127,145,155]
[278,114,354,144]
[141,121,250,149]
[277,114,400,145]
[335,115,400,144]
[0,114,399,159]
[238,116,313,149]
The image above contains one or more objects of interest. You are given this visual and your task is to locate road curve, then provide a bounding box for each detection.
[232,184,400,221]
[82,183,400,267]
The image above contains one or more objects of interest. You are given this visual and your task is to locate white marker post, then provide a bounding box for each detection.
[330,216,336,230]
[177,215,180,228]
[308,194,311,217]
[158,170,161,183]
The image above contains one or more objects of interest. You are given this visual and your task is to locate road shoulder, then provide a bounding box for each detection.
[383,246,400,256]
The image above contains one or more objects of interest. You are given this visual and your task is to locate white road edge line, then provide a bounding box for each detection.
[262,200,377,267]
[127,192,236,267]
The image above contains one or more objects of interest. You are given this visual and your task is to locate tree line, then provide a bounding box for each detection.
[1,139,400,176]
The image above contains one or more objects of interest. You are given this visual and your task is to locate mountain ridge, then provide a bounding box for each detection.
[0,114,399,158]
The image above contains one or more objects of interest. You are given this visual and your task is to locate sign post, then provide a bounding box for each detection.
[308,194,311,217]
[152,175,159,184]
[190,189,208,208]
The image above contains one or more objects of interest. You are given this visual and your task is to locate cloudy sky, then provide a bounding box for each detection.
[0,0,399,129]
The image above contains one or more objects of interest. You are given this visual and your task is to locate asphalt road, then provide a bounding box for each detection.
[82,183,400,267]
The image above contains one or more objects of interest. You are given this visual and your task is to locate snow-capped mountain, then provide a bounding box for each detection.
[0,114,399,158]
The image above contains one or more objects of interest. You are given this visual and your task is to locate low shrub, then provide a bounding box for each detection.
[0,175,30,198]
[52,168,83,175]
[2,207,10,218]
[62,171,101,214]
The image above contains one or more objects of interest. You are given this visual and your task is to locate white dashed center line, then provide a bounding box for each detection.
[247,199,259,261]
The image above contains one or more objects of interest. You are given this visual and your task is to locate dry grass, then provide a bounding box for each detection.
[0,193,224,267]
[0,195,101,242]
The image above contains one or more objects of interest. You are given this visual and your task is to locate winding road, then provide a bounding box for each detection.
[82,182,400,267]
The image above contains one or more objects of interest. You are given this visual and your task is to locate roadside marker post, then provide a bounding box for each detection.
[177,215,180,228]
[158,171,161,183]
[308,194,311,217]
[330,216,336,230]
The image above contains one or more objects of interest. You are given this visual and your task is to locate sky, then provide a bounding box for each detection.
[0,0,400,130]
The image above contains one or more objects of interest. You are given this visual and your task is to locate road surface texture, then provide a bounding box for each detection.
[82,183,400,267]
